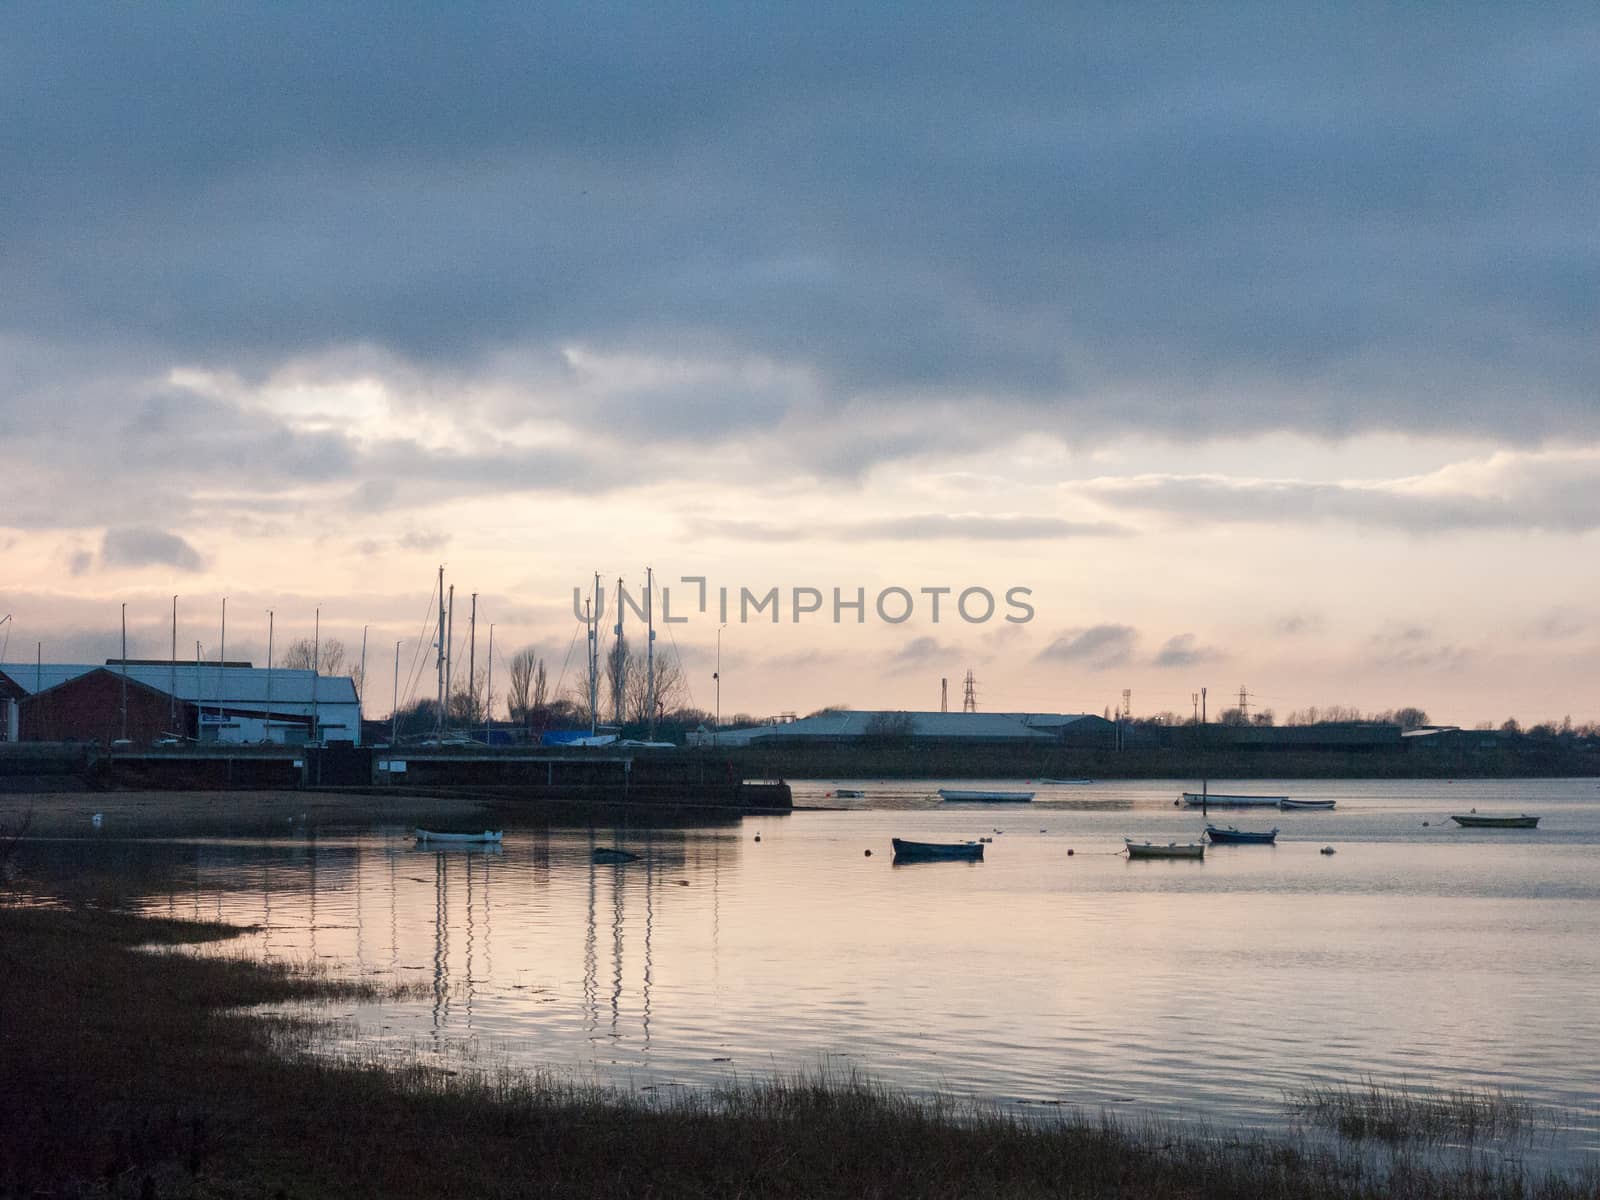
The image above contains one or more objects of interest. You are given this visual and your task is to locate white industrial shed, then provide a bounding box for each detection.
[688,710,1112,747]
[0,661,362,746]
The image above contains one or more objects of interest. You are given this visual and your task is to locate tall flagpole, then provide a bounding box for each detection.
[311,607,320,742]
[119,603,128,741]
[266,610,274,743]
[170,596,177,725]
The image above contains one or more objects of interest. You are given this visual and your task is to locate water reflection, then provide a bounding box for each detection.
[11,781,1600,1169]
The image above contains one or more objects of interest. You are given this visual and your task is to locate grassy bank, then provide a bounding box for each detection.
[2,902,1596,1199]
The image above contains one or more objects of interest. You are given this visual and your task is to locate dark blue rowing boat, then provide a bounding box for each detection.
[891,838,983,862]
[1204,824,1279,844]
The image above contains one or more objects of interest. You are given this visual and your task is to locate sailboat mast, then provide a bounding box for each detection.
[645,566,655,740]
[436,565,446,737]
[468,593,477,722]
[613,577,625,726]
[170,596,177,725]
[445,586,455,730]
[589,573,600,734]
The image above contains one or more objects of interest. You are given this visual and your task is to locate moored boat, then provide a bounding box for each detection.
[835,788,866,798]
[1204,824,1279,844]
[592,846,640,863]
[1039,778,1093,785]
[1450,813,1540,829]
[1125,839,1205,860]
[415,828,503,844]
[892,837,984,862]
[1279,799,1336,810]
[1180,792,1286,807]
[938,788,1035,802]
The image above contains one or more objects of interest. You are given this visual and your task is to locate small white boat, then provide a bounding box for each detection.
[1125,839,1205,860]
[938,788,1035,802]
[835,788,866,798]
[415,828,504,844]
[1180,792,1286,808]
[1279,799,1336,810]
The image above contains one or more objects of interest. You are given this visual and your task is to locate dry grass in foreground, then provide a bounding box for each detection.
[1288,1077,1545,1146]
[2,901,1597,1199]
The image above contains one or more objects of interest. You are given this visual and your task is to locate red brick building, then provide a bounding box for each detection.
[19,668,196,744]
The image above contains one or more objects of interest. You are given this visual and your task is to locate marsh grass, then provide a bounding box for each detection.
[4,900,1597,1198]
[1286,1077,1545,1147]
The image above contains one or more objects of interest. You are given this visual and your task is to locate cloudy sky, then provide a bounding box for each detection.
[2,4,1596,725]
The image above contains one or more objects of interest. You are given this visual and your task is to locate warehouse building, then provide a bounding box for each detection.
[0,660,361,746]
[688,710,1114,747]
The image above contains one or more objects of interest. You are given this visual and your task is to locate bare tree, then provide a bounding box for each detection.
[448,669,486,725]
[623,645,688,723]
[605,636,628,724]
[281,637,346,674]
[507,646,538,724]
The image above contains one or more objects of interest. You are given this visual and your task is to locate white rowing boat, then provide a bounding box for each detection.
[415,828,503,844]
[938,788,1035,802]
[1179,792,1286,808]
[1125,839,1205,860]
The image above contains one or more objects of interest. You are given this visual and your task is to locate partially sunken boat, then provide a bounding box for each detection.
[892,838,984,862]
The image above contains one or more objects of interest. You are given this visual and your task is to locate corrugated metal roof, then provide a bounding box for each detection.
[0,663,358,707]
[728,710,1098,741]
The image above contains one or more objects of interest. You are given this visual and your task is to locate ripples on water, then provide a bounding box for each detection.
[27,778,1600,1164]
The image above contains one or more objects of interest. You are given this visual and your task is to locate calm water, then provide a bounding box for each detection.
[44,778,1600,1160]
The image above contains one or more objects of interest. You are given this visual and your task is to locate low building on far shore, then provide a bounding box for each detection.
[1,660,361,746]
[687,710,1115,748]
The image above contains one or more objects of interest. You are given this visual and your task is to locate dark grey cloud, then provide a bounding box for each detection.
[1368,624,1471,672]
[1,3,1596,467]
[1036,624,1136,669]
[1152,634,1219,669]
[691,513,1125,542]
[1084,452,1600,533]
[1531,607,1588,640]
[884,635,966,675]
[100,528,205,572]
[1274,613,1325,636]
